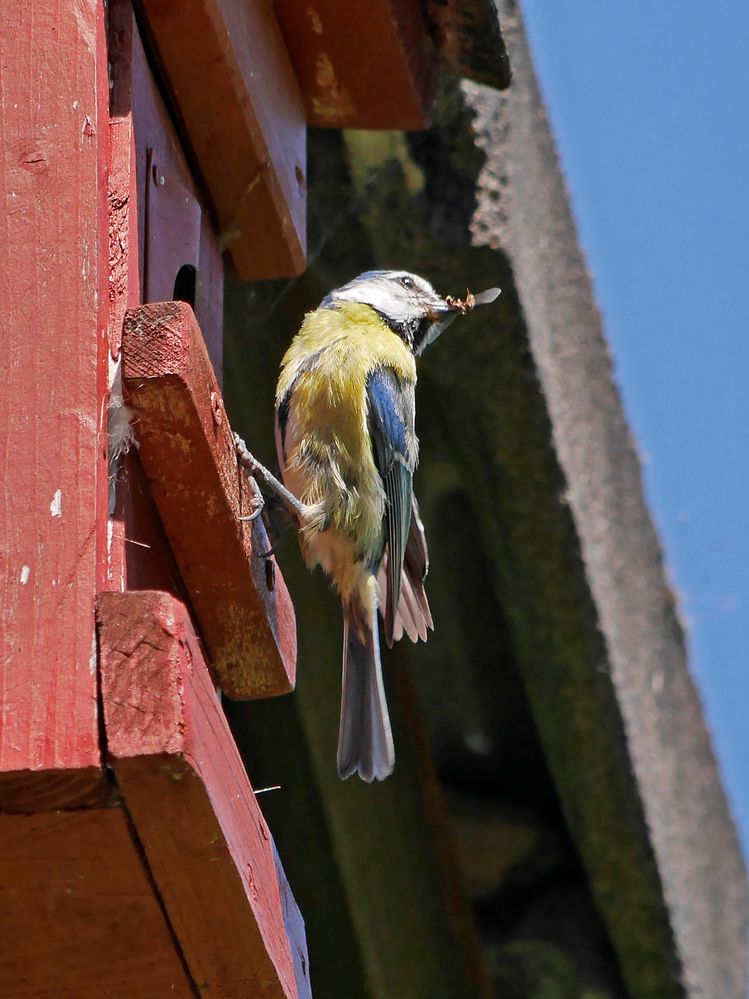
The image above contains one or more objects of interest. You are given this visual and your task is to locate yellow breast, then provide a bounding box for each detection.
[277,301,416,402]
[277,302,416,559]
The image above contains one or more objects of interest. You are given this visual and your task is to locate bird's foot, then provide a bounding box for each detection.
[239,472,266,522]
[234,433,317,531]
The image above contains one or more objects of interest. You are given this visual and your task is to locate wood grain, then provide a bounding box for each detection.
[0,0,108,782]
[0,767,110,813]
[275,0,438,128]
[138,0,307,279]
[121,301,296,698]
[97,590,310,999]
[0,807,195,997]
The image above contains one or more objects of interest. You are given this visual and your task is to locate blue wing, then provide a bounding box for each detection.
[367,367,415,645]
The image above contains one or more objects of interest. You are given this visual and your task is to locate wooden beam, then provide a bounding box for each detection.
[137,0,306,279]
[275,0,438,129]
[0,807,195,996]
[0,0,108,800]
[97,590,310,999]
[122,301,296,699]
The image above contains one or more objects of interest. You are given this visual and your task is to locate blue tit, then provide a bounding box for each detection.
[236,271,500,782]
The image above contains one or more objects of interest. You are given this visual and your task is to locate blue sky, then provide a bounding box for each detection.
[520,2,749,850]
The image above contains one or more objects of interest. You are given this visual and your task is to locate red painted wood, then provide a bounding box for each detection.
[0,807,195,996]
[107,0,227,595]
[0,0,108,789]
[97,590,311,999]
[138,0,307,280]
[275,0,438,129]
[107,8,142,596]
[109,0,224,373]
[197,207,226,372]
[121,302,297,698]
[0,5,306,992]
[144,148,202,303]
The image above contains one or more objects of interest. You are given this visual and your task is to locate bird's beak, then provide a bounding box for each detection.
[415,286,501,357]
[425,286,501,321]
[417,303,460,357]
[424,296,455,322]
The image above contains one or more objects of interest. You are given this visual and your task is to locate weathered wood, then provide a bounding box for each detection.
[275,0,438,129]
[97,590,310,999]
[0,807,195,997]
[0,0,108,790]
[121,301,296,698]
[138,0,306,279]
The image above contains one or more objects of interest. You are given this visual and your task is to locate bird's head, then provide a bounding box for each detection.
[321,270,500,356]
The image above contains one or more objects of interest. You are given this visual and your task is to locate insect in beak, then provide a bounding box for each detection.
[446,287,502,312]
[416,286,501,356]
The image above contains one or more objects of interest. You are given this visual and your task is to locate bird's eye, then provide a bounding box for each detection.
[399,276,415,290]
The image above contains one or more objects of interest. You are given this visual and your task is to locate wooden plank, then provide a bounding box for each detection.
[275,0,438,129]
[97,590,310,999]
[138,0,306,280]
[121,301,296,698]
[0,807,195,997]
[0,0,108,790]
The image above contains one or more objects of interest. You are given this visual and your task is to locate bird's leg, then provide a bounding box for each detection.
[234,433,315,530]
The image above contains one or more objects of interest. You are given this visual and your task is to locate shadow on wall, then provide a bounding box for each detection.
[223,90,630,999]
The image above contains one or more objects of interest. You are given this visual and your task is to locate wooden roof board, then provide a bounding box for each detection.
[0,808,195,997]
[274,0,438,129]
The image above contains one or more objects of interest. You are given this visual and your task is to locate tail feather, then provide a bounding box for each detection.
[337,611,394,782]
[377,555,433,645]
[395,571,430,643]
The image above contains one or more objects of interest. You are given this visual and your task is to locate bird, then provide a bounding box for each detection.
[235,271,499,782]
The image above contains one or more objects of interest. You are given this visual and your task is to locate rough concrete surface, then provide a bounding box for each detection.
[489,5,748,996]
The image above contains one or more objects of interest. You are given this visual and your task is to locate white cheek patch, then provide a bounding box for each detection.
[334,280,422,327]
[365,287,412,324]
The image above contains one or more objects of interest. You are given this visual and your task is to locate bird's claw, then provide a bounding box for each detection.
[238,506,264,523]
[239,471,266,522]
[234,431,311,529]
